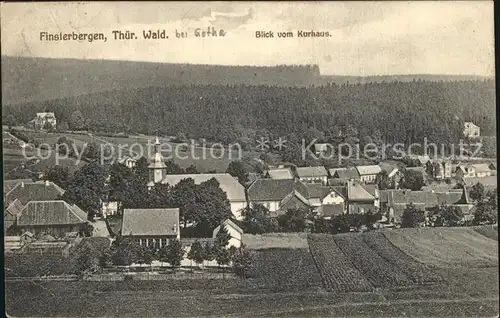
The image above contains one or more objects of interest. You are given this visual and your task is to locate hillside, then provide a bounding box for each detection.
[3,79,495,152]
[1,55,492,105]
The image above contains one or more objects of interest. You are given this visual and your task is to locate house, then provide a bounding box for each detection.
[265,168,294,180]
[305,183,345,208]
[118,156,137,169]
[147,137,247,219]
[317,204,345,219]
[213,219,244,248]
[355,165,382,183]
[462,176,497,191]
[296,166,328,184]
[329,167,360,183]
[5,180,65,206]
[4,198,24,233]
[379,186,473,224]
[314,143,330,156]
[455,163,494,179]
[463,122,480,138]
[16,200,89,238]
[425,159,452,180]
[34,112,57,130]
[101,201,119,218]
[345,180,377,214]
[121,208,180,248]
[247,179,310,213]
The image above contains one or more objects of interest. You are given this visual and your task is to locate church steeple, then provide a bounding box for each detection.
[148,136,167,185]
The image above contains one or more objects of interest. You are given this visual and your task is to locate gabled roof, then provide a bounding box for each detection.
[121,208,179,236]
[306,183,345,200]
[281,190,310,207]
[266,168,294,180]
[332,167,360,180]
[468,163,492,173]
[6,181,65,206]
[248,179,309,201]
[219,218,244,235]
[161,173,245,202]
[17,200,88,226]
[347,181,375,201]
[6,199,24,217]
[3,179,34,193]
[356,165,382,176]
[380,190,438,207]
[296,166,328,178]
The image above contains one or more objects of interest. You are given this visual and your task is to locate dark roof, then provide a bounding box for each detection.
[306,183,345,200]
[319,204,345,217]
[17,200,88,226]
[121,208,179,236]
[296,166,328,178]
[333,167,360,180]
[248,179,309,201]
[6,181,65,205]
[381,187,470,207]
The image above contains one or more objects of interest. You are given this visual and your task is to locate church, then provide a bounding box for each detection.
[147,137,247,220]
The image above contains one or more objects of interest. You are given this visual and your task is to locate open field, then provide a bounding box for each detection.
[473,225,498,241]
[308,234,373,292]
[243,233,309,250]
[333,234,412,288]
[10,130,247,172]
[5,227,499,316]
[361,232,444,284]
[383,227,498,268]
[247,248,323,292]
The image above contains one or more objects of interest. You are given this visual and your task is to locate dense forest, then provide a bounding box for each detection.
[2,56,490,105]
[3,79,495,149]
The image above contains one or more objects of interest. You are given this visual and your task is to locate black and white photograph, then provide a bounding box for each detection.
[1,1,498,316]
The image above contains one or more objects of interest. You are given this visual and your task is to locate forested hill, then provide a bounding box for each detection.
[3,80,495,147]
[1,55,492,105]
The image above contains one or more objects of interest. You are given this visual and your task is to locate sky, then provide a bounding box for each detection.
[0,1,495,76]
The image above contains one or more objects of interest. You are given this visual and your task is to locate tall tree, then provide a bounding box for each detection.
[62,162,107,220]
[187,240,205,267]
[469,182,486,202]
[165,239,185,270]
[226,160,249,185]
[70,110,86,130]
[400,169,425,191]
[401,203,426,228]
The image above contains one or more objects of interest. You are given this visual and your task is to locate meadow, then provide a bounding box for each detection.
[5,226,498,317]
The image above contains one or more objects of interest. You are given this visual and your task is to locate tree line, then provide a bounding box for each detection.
[3,80,495,150]
[71,226,255,279]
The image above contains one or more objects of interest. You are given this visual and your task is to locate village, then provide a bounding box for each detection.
[3,112,498,282]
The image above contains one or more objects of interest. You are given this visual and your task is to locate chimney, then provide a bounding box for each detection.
[45,180,50,186]
[21,182,24,188]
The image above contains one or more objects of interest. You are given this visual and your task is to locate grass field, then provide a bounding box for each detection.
[473,225,498,241]
[12,131,242,172]
[5,227,499,316]
[383,227,498,268]
[242,233,309,250]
